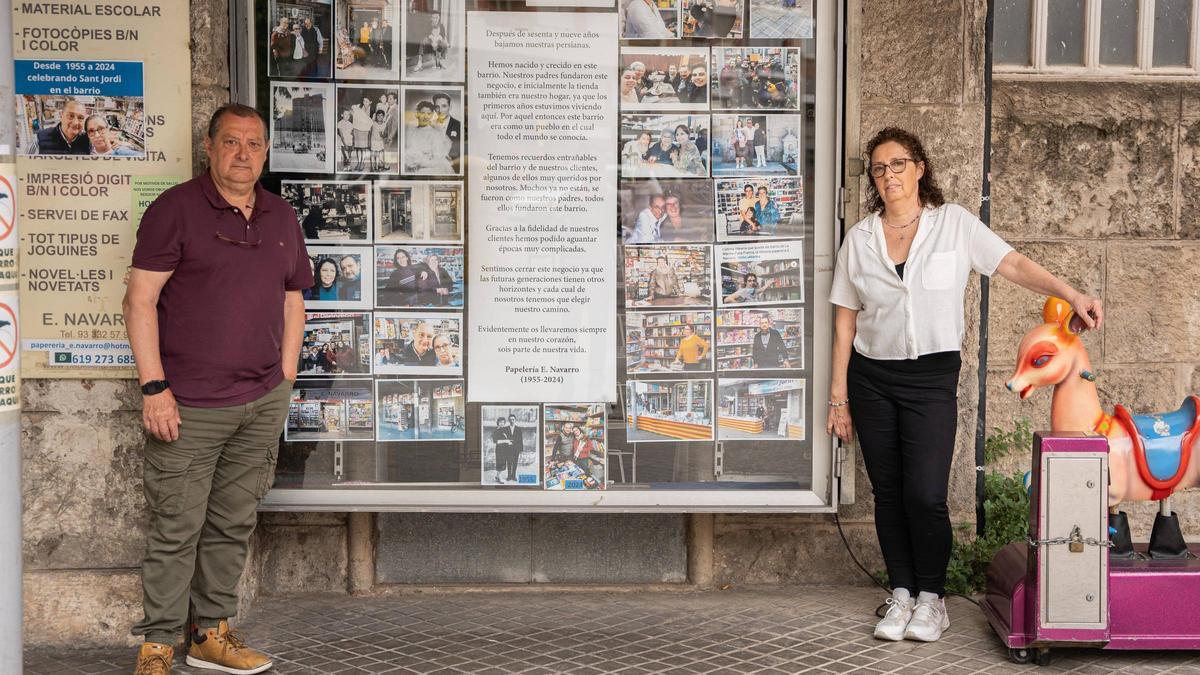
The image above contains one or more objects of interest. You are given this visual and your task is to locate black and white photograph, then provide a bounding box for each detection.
[400,86,463,176]
[305,245,374,310]
[335,85,400,175]
[403,0,465,82]
[717,240,804,307]
[16,94,146,158]
[624,244,712,308]
[270,82,335,174]
[620,178,714,244]
[680,0,743,38]
[749,0,813,39]
[267,0,334,78]
[299,312,373,376]
[711,114,801,176]
[373,180,463,243]
[481,405,540,486]
[717,378,805,441]
[619,114,709,179]
[334,0,400,80]
[376,379,466,442]
[625,310,713,373]
[374,245,464,308]
[282,180,372,243]
[620,48,709,111]
[620,0,679,40]
[286,378,375,442]
[373,311,462,376]
[711,47,801,110]
[714,177,804,240]
[715,307,803,371]
[626,380,714,442]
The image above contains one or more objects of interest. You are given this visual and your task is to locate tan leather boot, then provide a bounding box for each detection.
[133,642,173,675]
[185,620,273,674]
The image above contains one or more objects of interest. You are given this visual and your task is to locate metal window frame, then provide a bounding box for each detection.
[230,0,846,513]
[996,0,1200,79]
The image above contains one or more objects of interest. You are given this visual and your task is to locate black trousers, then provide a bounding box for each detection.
[847,351,960,597]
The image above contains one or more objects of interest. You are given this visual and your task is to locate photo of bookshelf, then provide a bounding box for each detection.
[626,310,713,373]
[714,177,804,241]
[624,244,712,308]
[300,312,372,376]
[286,378,375,442]
[717,378,805,441]
[715,308,803,371]
[543,404,606,490]
[716,240,804,307]
[282,180,372,243]
[626,380,714,442]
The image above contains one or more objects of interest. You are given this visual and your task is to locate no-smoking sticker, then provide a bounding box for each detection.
[0,302,16,371]
[0,168,14,245]
[0,294,18,413]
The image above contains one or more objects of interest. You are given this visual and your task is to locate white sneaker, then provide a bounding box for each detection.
[873,589,914,641]
[903,592,949,642]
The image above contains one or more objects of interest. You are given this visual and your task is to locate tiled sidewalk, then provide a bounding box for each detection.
[26,586,1200,673]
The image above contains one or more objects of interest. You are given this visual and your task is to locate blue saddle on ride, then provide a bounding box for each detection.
[1129,398,1198,482]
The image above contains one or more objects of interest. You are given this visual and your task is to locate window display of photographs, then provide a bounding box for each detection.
[282,180,372,243]
[373,180,463,243]
[717,378,805,441]
[544,404,606,490]
[715,307,803,371]
[717,240,804,307]
[286,378,375,441]
[711,114,801,176]
[625,310,713,373]
[334,0,400,80]
[16,94,146,158]
[619,114,710,179]
[400,86,464,176]
[305,245,374,309]
[626,380,714,442]
[620,178,714,244]
[373,311,462,376]
[269,82,335,174]
[334,85,400,175]
[402,0,465,82]
[621,0,680,39]
[680,0,743,38]
[710,47,801,110]
[714,177,804,241]
[749,0,814,39]
[620,47,710,111]
[376,378,466,442]
[481,405,540,486]
[374,245,464,308]
[624,244,712,308]
[300,312,373,376]
[267,0,334,79]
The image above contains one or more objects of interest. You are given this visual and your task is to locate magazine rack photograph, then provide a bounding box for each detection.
[245,0,835,511]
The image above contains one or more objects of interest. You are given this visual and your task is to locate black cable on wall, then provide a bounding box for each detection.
[975,0,996,536]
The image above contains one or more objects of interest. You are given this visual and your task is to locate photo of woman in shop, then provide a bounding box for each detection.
[417,253,454,306]
[379,248,421,306]
[673,324,710,371]
[376,246,463,308]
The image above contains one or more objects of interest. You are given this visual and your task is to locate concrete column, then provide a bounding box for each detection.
[688,513,714,588]
[347,512,375,593]
[0,0,21,668]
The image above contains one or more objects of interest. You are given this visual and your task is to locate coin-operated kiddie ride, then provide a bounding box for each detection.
[982,297,1200,666]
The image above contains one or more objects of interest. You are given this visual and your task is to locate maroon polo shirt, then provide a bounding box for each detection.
[131,170,313,408]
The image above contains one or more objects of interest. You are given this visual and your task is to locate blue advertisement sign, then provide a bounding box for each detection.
[14,60,144,97]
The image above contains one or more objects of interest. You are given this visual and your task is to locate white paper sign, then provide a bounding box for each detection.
[467,12,619,402]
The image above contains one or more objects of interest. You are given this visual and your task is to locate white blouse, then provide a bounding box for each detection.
[830,203,1014,360]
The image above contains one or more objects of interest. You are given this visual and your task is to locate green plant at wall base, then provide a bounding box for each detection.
[984,419,1032,464]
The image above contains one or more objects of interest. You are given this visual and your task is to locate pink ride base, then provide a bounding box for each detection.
[983,542,1200,650]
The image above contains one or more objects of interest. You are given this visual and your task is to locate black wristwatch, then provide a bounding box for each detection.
[141,379,170,396]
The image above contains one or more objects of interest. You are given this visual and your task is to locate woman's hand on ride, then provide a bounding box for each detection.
[826,403,852,443]
[1069,291,1104,330]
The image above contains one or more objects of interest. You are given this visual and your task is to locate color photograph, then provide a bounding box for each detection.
[281,180,372,243]
[16,94,146,158]
[400,86,464,176]
[711,114,801,176]
[620,47,710,111]
[286,378,375,442]
[403,0,465,81]
[305,245,374,310]
[715,308,803,371]
[373,312,462,376]
[267,0,334,78]
[619,114,710,179]
[717,240,804,307]
[376,379,466,442]
[620,0,680,39]
[624,244,712,308]
[717,378,805,441]
[334,0,400,80]
[626,380,714,442]
[714,177,804,240]
[299,312,373,376]
[749,0,813,39]
[373,180,463,243]
[711,47,801,110]
[374,245,464,308]
[269,82,335,174]
[544,404,607,490]
[626,311,713,373]
[481,405,541,486]
[334,85,400,175]
[620,178,714,244]
[680,0,743,38]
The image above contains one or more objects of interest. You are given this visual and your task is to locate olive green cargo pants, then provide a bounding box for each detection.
[132,380,291,646]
